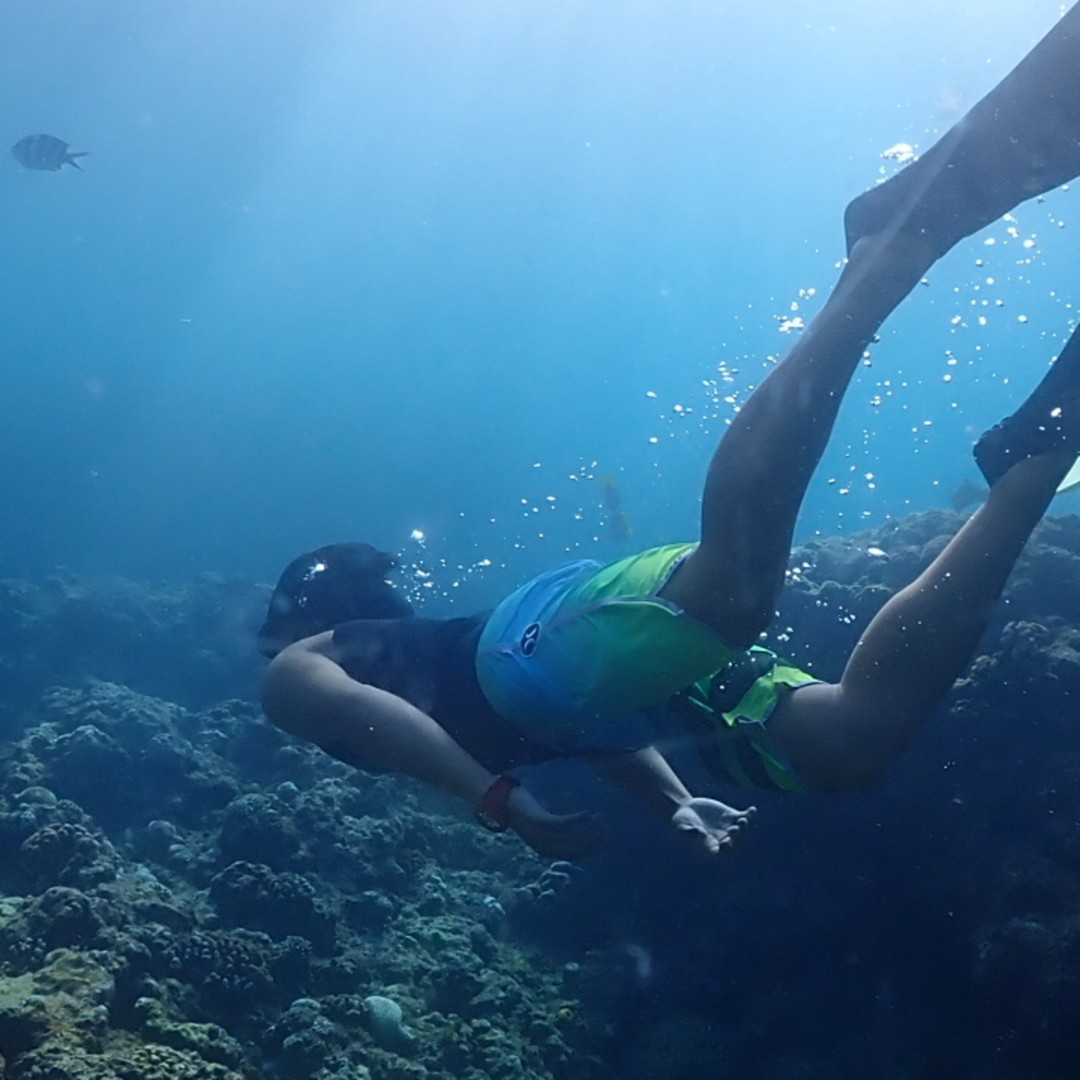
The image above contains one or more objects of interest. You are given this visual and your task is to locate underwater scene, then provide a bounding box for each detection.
[3,2,1080,1078]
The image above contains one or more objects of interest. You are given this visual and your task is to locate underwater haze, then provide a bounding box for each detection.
[2,0,1077,598]
[5,5,1080,1080]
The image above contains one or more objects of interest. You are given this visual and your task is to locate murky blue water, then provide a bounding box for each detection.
[3,0,1075,600]
[4,7,1080,1079]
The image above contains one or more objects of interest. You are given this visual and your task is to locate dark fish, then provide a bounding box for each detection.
[950,477,988,512]
[11,133,88,171]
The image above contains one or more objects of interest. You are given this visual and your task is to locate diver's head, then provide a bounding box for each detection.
[257,542,414,658]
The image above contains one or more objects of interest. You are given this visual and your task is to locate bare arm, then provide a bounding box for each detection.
[263,633,494,803]
[586,746,694,817]
[262,633,600,859]
[586,745,756,854]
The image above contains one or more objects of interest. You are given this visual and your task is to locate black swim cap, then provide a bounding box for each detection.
[257,542,414,658]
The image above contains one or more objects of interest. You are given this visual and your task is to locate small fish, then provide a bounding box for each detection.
[950,477,988,512]
[11,133,88,171]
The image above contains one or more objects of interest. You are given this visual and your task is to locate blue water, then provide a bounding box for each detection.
[5,8,1080,1079]
[1,0,1076,604]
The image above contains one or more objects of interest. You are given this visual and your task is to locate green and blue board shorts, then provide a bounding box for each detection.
[475,543,818,791]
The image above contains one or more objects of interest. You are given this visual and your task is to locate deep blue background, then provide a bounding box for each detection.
[4,8,1080,1078]
[2,0,1077,605]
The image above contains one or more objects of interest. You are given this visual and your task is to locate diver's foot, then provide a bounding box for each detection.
[974,323,1080,485]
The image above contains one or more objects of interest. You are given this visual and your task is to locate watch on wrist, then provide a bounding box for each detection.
[475,775,520,832]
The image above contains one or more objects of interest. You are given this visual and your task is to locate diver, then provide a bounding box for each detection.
[259,6,1080,861]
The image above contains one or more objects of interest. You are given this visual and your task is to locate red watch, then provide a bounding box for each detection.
[476,775,520,832]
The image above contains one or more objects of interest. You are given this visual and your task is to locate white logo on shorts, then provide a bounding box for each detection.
[520,622,541,657]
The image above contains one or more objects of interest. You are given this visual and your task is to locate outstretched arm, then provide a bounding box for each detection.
[262,633,600,860]
[585,745,756,855]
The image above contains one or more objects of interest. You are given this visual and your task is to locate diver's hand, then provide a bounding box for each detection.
[507,786,603,862]
[671,797,756,856]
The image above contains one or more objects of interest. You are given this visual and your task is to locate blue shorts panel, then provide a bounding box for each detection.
[475,547,741,753]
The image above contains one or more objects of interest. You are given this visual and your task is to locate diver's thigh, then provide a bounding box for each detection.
[767,682,875,793]
[657,546,753,645]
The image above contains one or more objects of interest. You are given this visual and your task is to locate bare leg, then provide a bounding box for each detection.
[768,450,1076,791]
[663,231,936,645]
[664,1,1080,645]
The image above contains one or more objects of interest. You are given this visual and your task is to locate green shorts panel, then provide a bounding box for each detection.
[477,543,743,752]
[678,647,819,793]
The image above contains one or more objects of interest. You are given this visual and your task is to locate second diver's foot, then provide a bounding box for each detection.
[974,323,1080,485]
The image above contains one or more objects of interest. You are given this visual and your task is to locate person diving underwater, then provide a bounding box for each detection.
[259,5,1080,861]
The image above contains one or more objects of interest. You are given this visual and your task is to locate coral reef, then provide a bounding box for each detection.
[0,573,267,719]
[1,509,1079,1078]
[363,995,416,1055]
[0,678,603,1079]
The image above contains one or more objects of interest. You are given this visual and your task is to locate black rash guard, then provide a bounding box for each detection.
[331,614,561,773]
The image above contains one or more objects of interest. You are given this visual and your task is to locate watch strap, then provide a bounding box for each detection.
[476,775,520,832]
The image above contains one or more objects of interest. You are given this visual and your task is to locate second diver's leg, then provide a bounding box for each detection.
[767,319,1080,790]
[767,449,1074,791]
[663,231,936,646]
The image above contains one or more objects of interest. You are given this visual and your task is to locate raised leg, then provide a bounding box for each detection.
[663,4,1080,648]
[662,231,935,645]
[770,316,1080,789]
[768,449,1075,790]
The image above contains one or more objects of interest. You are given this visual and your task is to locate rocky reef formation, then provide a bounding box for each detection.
[1,509,1079,1079]
[0,573,268,717]
[595,510,1080,1080]
[0,680,603,1079]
